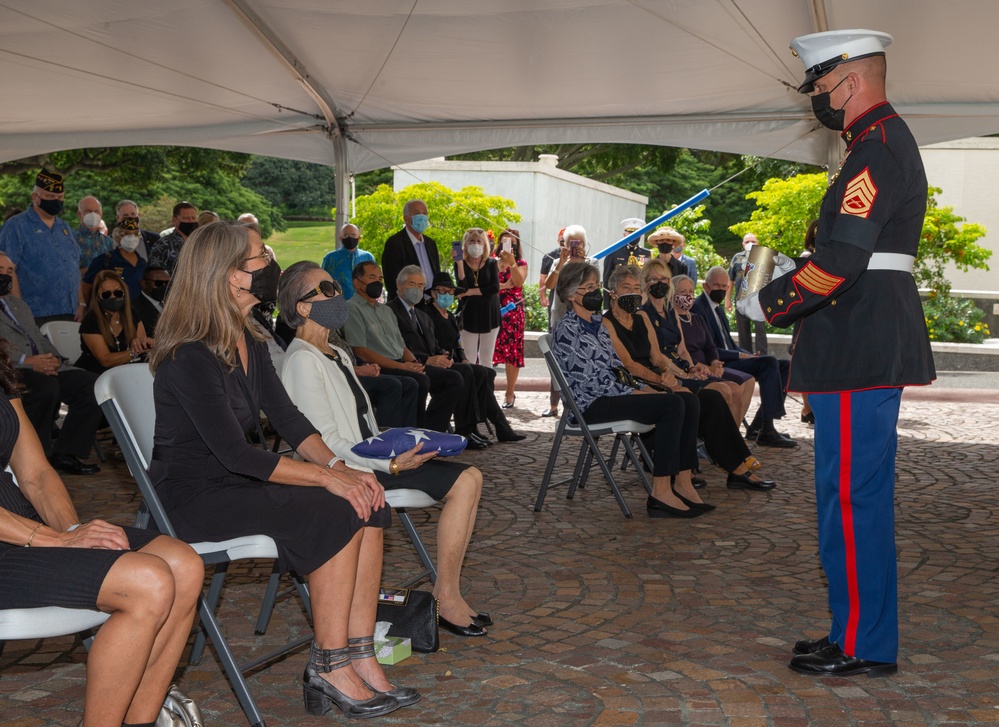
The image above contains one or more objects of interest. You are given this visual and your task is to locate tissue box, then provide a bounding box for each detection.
[375,636,412,665]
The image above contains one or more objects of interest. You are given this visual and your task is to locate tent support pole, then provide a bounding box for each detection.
[333,134,351,237]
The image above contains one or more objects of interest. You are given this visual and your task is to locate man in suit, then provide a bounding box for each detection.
[693,265,795,448]
[0,253,102,475]
[135,264,169,338]
[381,199,440,301]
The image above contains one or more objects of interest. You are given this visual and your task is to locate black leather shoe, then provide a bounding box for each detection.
[463,437,488,451]
[496,428,526,442]
[788,643,897,678]
[472,612,493,627]
[48,454,100,476]
[439,616,486,637]
[745,425,760,441]
[691,476,707,489]
[726,472,776,491]
[467,432,493,447]
[801,411,815,425]
[793,636,830,655]
[361,679,421,708]
[756,431,797,448]
[672,489,716,512]
[646,495,703,519]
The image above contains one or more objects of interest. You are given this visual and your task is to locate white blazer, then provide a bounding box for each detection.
[281,337,389,474]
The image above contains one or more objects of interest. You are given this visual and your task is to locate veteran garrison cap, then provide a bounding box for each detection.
[35,170,64,194]
[790,29,893,93]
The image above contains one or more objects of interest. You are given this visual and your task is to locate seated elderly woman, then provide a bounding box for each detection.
[551,261,710,518]
[149,222,417,719]
[604,265,775,491]
[0,342,203,726]
[639,258,754,423]
[76,269,152,374]
[277,261,489,638]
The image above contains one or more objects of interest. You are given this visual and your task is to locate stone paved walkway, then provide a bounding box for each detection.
[2,391,998,727]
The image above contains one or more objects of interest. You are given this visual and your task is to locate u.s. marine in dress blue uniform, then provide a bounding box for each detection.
[746,29,935,677]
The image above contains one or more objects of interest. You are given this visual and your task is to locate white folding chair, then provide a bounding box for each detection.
[0,469,109,660]
[535,333,654,519]
[95,365,311,727]
[39,320,82,364]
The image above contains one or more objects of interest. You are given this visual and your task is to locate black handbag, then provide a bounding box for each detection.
[376,588,440,653]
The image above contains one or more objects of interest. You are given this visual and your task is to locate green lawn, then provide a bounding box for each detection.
[268,223,337,265]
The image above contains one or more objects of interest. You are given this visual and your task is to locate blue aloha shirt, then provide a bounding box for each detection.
[74,226,113,269]
[550,311,633,414]
[321,247,375,300]
[0,207,80,318]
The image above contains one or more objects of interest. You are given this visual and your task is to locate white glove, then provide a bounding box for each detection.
[773,252,796,279]
[735,291,767,322]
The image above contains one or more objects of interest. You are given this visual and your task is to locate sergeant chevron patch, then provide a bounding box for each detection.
[840,167,877,218]
[793,261,844,297]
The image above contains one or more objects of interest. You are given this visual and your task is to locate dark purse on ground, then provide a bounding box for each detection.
[376,587,440,653]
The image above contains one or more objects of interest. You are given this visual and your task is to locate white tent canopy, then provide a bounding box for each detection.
[3,0,999,228]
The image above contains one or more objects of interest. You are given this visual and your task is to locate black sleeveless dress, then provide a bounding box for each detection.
[0,394,157,609]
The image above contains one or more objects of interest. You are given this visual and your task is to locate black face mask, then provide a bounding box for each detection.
[177,221,199,236]
[616,294,642,314]
[37,198,64,216]
[364,281,384,300]
[580,289,604,312]
[648,281,669,300]
[99,297,126,313]
[0,274,11,297]
[146,283,168,302]
[341,236,359,251]
[708,288,727,304]
[656,242,673,255]
[242,259,281,304]
[810,75,851,131]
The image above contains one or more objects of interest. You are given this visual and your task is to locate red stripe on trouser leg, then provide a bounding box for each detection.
[838,392,861,655]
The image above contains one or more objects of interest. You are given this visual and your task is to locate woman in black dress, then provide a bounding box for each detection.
[77,269,151,374]
[602,266,776,491]
[454,227,500,365]
[148,222,415,719]
[0,343,203,726]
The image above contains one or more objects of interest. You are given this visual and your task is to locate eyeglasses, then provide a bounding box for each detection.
[100,289,125,300]
[645,277,667,285]
[146,279,169,288]
[299,279,341,302]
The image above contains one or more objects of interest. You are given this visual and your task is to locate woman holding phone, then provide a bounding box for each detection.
[454,228,501,366]
[492,228,527,408]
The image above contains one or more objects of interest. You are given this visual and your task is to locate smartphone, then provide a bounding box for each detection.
[451,240,463,261]
[569,238,582,258]
[502,240,512,254]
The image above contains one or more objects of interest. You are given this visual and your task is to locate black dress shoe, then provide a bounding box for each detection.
[467,432,493,447]
[439,615,486,637]
[788,643,897,678]
[472,612,493,627]
[462,436,488,451]
[691,476,707,489]
[496,428,526,443]
[756,431,797,448]
[801,411,815,425]
[793,635,830,655]
[48,454,100,476]
[726,472,776,491]
[646,495,703,519]
[672,489,716,512]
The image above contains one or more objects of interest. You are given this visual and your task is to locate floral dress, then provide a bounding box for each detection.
[493,259,527,367]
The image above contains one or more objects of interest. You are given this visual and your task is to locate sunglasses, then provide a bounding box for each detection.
[99,289,125,300]
[146,279,169,288]
[299,279,341,302]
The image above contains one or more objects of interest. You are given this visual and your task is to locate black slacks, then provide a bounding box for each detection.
[19,367,101,458]
[359,374,419,428]
[383,364,463,432]
[696,387,751,472]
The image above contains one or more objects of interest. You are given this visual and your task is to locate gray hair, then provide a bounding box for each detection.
[705,265,728,285]
[77,195,100,214]
[403,199,425,217]
[115,199,138,215]
[556,261,599,304]
[278,260,322,329]
[396,264,425,289]
[669,274,694,308]
[607,264,642,293]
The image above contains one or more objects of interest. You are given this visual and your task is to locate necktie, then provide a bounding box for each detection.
[713,305,733,350]
[1,300,38,355]
[410,307,422,335]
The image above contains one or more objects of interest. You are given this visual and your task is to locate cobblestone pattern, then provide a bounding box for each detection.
[2,393,998,726]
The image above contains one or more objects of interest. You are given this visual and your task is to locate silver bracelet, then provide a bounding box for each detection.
[325,456,343,469]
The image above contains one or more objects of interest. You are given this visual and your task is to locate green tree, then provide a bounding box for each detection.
[241,157,335,216]
[728,172,827,254]
[344,182,521,265]
[649,204,725,280]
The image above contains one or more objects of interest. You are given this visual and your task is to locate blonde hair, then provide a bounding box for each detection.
[462,228,490,265]
[640,256,673,293]
[89,270,136,348]
[149,222,262,373]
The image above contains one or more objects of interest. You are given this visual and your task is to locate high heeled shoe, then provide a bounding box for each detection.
[646,495,703,518]
[801,411,815,425]
[349,637,421,708]
[671,487,716,512]
[302,641,400,718]
[501,395,516,409]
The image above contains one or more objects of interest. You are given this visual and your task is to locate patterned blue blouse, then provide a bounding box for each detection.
[551,311,634,413]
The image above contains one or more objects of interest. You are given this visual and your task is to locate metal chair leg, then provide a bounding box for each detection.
[535,415,567,511]
[254,567,282,635]
[395,509,437,588]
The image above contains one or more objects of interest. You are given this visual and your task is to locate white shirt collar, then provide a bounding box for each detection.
[405,227,424,245]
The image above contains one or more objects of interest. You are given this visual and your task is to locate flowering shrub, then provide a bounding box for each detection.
[922,293,991,343]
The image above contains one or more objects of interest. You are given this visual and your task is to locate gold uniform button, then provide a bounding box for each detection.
[777,299,783,305]
[830,300,837,306]
[766,307,772,313]
[790,292,796,298]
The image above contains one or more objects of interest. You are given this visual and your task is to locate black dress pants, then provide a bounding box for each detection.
[359,374,419,428]
[384,365,462,432]
[583,390,699,477]
[724,355,789,421]
[19,367,101,458]
[696,387,751,472]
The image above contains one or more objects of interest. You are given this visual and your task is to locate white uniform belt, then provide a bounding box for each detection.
[867,252,914,273]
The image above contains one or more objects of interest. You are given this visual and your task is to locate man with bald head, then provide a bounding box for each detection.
[75,196,113,271]
[738,30,934,678]
[0,171,83,324]
[321,222,374,300]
